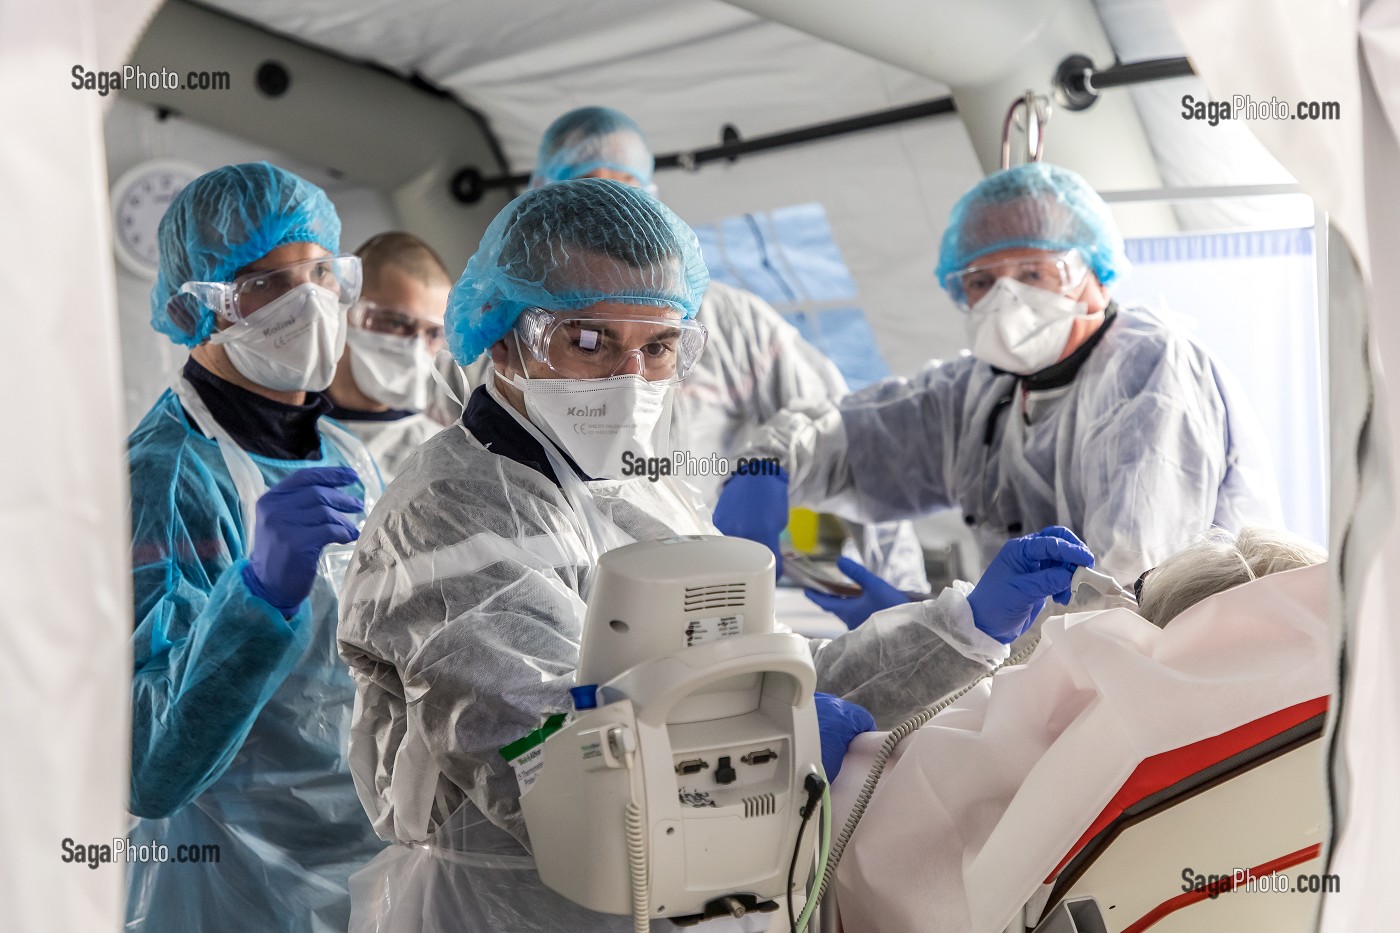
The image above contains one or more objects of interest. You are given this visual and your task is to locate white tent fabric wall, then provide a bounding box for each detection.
[0,0,159,930]
[45,0,1384,926]
[661,117,983,376]
[1159,0,1400,926]
[1113,227,1327,546]
[105,98,400,431]
[1094,0,1306,231]
[694,202,895,388]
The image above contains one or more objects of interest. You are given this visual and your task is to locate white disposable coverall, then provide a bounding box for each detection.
[335,411,443,484]
[740,306,1282,584]
[336,382,1005,932]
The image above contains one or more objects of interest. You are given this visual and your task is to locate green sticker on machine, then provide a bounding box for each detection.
[499,712,568,763]
[501,713,569,798]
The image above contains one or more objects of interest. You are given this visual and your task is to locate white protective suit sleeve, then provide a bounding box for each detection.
[677,282,930,591]
[808,580,1003,729]
[740,308,1282,584]
[674,281,846,477]
[338,425,995,851]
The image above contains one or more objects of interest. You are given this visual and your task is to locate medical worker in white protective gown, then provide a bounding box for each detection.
[125,162,385,933]
[529,105,929,592]
[326,232,451,482]
[715,161,1282,618]
[334,178,1088,931]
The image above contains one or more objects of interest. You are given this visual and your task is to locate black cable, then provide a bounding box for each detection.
[788,774,827,933]
[463,97,959,199]
[786,807,810,932]
[1055,54,1196,111]
[1090,56,1195,90]
[654,97,956,172]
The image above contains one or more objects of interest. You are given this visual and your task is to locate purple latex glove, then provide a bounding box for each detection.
[712,468,788,578]
[814,692,876,782]
[966,526,1095,644]
[804,556,910,630]
[243,466,363,615]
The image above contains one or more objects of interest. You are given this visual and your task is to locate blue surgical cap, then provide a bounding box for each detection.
[935,162,1128,293]
[529,106,655,190]
[446,177,709,364]
[151,162,342,346]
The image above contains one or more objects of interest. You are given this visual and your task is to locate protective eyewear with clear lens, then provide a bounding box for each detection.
[513,306,708,382]
[947,250,1088,309]
[350,300,446,347]
[169,255,362,335]
[1133,566,1153,604]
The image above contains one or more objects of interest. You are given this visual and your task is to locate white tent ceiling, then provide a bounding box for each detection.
[184,0,1297,393]
[193,0,994,380]
[201,0,1297,203]
[202,0,957,176]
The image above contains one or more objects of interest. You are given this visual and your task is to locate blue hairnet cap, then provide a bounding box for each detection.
[935,162,1129,293]
[446,177,709,364]
[530,106,655,190]
[151,162,342,346]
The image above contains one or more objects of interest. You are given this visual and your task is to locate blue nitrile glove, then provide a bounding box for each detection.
[242,466,364,615]
[711,467,789,578]
[804,556,910,630]
[966,526,1095,644]
[814,692,877,783]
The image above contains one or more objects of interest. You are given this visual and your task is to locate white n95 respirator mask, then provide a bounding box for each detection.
[510,372,675,480]
[346,328,434,411]
[210,283,348,391]
[966,278,1100,375]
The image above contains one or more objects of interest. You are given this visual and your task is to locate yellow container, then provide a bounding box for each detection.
[787,507,821,553]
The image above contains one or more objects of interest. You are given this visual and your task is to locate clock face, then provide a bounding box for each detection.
[112,161,202,278]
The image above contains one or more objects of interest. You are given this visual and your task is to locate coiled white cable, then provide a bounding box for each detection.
[814,634,1042,902]
[625,798,649,933]
[621,737,649,933]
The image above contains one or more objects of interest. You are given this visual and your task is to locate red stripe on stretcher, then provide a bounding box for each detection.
[1120,843,1322,933]
[1046,695,1330,882]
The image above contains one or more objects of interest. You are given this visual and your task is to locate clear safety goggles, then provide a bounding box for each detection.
[513,306,708,381]
[349,300,447,348]
[946,249,1089,309]
[168,255,362,336]
[1133,566,1153,604]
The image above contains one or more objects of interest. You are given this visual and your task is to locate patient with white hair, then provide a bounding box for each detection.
[826,527,1329,933]
[1134,526,1325,626]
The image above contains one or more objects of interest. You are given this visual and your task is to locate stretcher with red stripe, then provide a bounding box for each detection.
[1029,696,1330,933]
